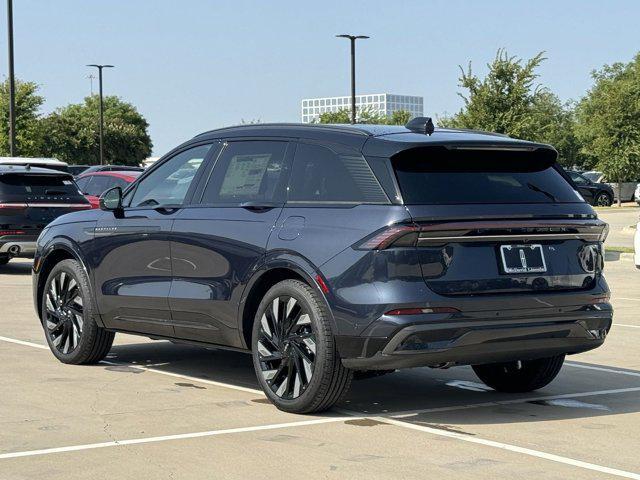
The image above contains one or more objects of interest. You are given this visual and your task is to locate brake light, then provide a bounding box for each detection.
[0,230,26,236]
[357,225,418,250]
[385,307,460,315]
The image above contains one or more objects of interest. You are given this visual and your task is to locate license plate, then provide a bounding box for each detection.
[499,244,547,274]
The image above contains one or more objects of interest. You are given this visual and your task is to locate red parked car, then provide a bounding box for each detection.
[75,170,141,208]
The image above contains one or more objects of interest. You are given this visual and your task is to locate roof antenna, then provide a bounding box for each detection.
[405,117,435,136]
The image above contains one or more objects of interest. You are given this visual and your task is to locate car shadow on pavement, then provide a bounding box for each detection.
[105,339,640,424]
[0,260,33,275]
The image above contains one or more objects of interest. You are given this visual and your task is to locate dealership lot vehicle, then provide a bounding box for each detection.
[568,170,615,206]
[78,165,145,176]
[0,166,90,265]
[0,157,70,174]
[582,171,638,203]
[75,170,141,208]
[31,121,612,413]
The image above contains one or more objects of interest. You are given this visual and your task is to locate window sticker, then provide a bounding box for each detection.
[219,154,271,198]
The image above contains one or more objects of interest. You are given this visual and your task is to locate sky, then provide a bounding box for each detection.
[1,0,639,156]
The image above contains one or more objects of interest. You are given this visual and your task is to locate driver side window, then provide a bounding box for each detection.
[129,144,211,207]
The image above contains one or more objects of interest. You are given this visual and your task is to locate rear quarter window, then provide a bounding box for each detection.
[288,142,389,204]
[392,147,582,205]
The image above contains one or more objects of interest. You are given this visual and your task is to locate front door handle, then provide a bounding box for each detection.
[240,201,280,211]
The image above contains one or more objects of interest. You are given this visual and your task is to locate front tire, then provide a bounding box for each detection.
[0,254,9,265]
[472,355,565,393]
[252,279,352,414]
[41,259,114,364]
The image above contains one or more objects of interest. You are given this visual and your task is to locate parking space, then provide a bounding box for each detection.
[2,255,640,479]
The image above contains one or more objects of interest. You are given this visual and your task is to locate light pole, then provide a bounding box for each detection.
[336,34,369,124]
[86,64,114,165]
[87,74,95,96]
[7,0,16,155]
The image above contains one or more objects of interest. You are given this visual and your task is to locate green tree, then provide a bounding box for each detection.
[575,53,640,205]
[317,108,351,124]
[42,95,152,166]
[317,107,413,125]
[0,78,45,156]
[440,50,580,165]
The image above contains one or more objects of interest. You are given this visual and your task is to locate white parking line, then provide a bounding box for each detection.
[0,335,49,350]
[100,360,264,395]
[0,335,264,396]
[566,362,640,378]
[380,417,640,480]
[336,386,640,419]
[0,417,356,460]
[616,323,640,329]
[613,297,640,302]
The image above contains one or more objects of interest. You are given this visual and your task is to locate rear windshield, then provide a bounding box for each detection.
[392,148,581,205]
[0,174,81,196]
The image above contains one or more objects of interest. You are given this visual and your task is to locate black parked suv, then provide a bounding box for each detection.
[32,121,612,413]
[0,166,90,265]
[567,170,614,207]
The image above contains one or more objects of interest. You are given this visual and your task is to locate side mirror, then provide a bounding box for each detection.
[99,186,123,211]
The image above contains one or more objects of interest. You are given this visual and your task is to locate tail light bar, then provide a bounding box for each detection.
[356,219,609,250]
[26,203,91,210]
[0,202,28,210]
[0,230,26,236]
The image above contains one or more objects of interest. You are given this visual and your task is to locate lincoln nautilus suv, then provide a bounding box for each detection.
[32,119,612,413]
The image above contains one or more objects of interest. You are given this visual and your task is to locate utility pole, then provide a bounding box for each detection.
[7,0,16,155]
[336,34,369,124]
[86,64,114,165]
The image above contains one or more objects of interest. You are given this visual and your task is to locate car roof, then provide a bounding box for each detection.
[0,165,73,177]
[0,156,68,166]
[78,170,141,180]
[192,123,556,158]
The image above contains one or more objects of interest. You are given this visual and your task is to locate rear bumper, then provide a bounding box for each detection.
[0,236,38,257]
[339,306,612,370]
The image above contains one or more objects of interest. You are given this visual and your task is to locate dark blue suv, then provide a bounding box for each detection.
[32,120,612,413]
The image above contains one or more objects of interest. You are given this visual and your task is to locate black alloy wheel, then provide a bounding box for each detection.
[44,270,84,355]
[256,295,316,399]
[595,192,613,207]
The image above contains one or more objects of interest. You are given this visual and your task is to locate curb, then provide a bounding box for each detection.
[605,251,635,263]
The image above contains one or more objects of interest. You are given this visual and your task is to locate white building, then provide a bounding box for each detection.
[301,93,424,123]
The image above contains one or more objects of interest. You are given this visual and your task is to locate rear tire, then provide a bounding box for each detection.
[41,259,115,364]
[252,279,352,414]
[0,254,9,265]
[595,192,613,207]
[472,355,565,393]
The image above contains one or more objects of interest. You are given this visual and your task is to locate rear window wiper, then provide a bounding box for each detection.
[527,182,556,202]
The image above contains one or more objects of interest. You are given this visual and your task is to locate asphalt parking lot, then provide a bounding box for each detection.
[1,213,639,479]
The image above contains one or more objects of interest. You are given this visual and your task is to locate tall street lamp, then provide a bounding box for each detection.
[336,34,369,124]
[86,64,114,165]
[6,0,16,155]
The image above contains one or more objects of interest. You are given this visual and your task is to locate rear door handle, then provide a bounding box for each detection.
[240,201,280,211]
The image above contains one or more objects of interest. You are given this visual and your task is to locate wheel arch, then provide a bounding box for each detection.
[35,239,98,324]
[238,256,333,350]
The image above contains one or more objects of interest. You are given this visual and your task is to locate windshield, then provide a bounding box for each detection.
[582,171,602,183]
